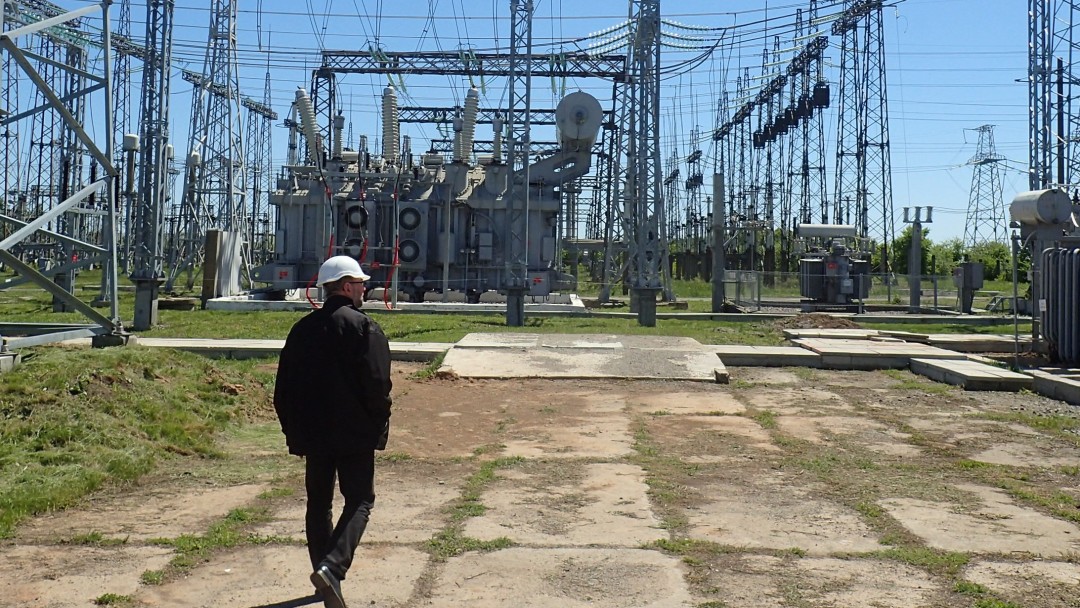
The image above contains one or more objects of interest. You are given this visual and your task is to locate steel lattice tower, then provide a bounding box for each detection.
[1028,0,1053,190]
[243,60,276,266]
[24,36,60,232]
[860,4,894,257]
[130,0,174,330]
[808,0,829,224]
[833,0,868,228]
[112,0,133,271]
[964,125,1007,246]
[623,0,669,319]
[787,10,811,228]
[504,0,534,326]
[173,0,247,294]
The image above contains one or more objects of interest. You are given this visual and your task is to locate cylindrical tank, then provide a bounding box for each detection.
[555,91,603,150]
[1010,189,1075,225]
[332,113,345,160]
[492,113,505,163]
[382,85,400,164]
[796,224,859,239]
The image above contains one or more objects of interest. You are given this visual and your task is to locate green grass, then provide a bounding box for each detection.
[426,528,513,560]
[870,546,970,577]
[0,346,273,538]
[93,593,134,606]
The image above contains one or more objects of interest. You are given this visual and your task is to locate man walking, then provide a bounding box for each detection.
[274,256,393,608]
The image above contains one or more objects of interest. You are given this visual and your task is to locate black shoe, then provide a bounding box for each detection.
[310,565,347,608]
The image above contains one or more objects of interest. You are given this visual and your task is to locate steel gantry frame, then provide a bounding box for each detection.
[0,1,124,348]
[171,0,247,299]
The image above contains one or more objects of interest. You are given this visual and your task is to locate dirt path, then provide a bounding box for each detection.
[3,362,1080,607]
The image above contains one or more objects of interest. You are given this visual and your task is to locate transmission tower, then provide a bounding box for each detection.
[112,0,133,271]
[243,61,276,266]
[622,0,669,322]
[173,0,247,297]
[964,125,1007,246]
[504,0,534,326]
[130,0,174,330]
[860,3,894,259]
[1028,0,1053,190]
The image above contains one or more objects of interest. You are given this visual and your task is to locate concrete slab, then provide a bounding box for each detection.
[15,484,267,543]
[1029,368,1080,405]
[0,545,173,608]
[963,560,1080,601]
[792,338,967,370]
[686,475,881,554]
[782,328,880,340]
[879,331,1032,354]
[429,548,694,607]
[910,358,1033,391]
[707,344,822,367]
[882,484,1080,557]
[464,463,664,547]
[138,545,427,608]
[440,333,725,382]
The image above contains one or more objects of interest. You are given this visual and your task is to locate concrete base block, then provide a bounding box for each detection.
[0,351,22,373]
[911,358,1033,391]
[91,333,137,348]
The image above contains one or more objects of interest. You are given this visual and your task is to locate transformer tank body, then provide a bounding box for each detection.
[253,88,604,302]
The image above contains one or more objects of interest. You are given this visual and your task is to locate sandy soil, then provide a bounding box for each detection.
[2,361,1080,608]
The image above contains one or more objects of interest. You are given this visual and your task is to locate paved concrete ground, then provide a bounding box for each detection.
[3,363,1079,608]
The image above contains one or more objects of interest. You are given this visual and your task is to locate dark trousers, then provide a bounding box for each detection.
[304,450,376,580]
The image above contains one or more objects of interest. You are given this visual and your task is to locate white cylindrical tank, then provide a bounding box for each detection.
[382,85,400,164]
[1011,189,1075,225]
[555,91,603,150]
[294,88,322,166]
[797,224,859,238]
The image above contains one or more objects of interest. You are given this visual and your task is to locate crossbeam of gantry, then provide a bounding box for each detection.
[319,50,626,78]
[397,106,612,126]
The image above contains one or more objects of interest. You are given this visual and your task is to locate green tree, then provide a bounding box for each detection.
[890,225,932,275]
[967,240,1011,281]
[928,237,965,276]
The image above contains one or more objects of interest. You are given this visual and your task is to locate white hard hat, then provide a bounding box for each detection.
[316,255,371,286]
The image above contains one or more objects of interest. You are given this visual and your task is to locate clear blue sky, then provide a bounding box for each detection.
[72,0,1029,244]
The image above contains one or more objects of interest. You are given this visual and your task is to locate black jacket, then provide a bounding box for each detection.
[274,295,393,455]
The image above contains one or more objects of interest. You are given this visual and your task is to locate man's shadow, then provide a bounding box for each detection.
[249,593,322,608]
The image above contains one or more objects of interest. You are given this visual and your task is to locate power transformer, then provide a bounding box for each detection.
[252,86,605,302]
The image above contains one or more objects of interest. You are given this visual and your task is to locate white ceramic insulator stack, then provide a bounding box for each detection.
[492,113,505,163]
[452,113,464,163]
[460,87,480,163]
[333,113,345,160]
[382,85,400,164]
[295,88,322,166]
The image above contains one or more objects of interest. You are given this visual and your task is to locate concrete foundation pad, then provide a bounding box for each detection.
[686,476,880,554]
[970,442,1080,468]
[793,338,967,370]
[1030,368,1080,405]
[15,484,267,543]
[441,333,724,382]
[963,560,1080,600]
[628,391,747,415]
[708,345,822,367]
[698,554,943,608]
[0,545,173,608]
[910,357,1033,391]
[137,544,427,607]
[464,463,663,546]
[429,547,693,607]
[882,484,1080,556]
[782,328,880,340]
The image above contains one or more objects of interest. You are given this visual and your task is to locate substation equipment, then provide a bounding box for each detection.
[1011,189,1080,364]
[796,223,871,311]
[251,86,605,303]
